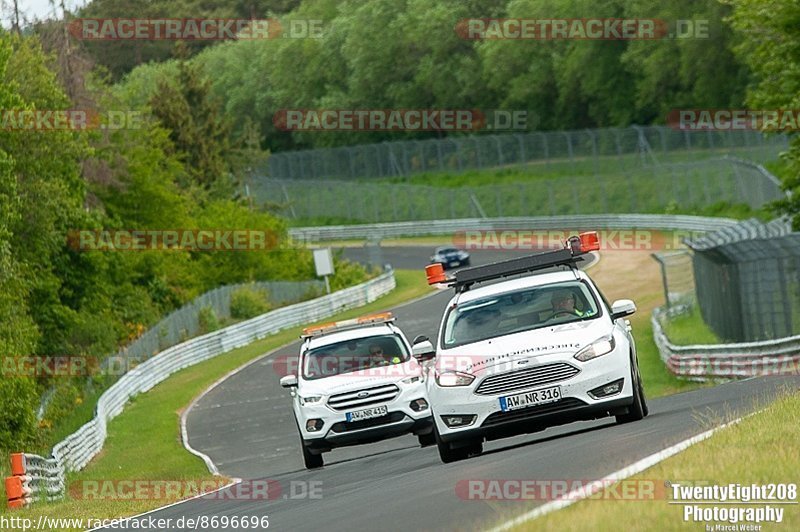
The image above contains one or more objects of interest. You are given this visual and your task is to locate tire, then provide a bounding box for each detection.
[640,377,649,417]
[616,359,646,424]
[295,420,324,469]
[434,424,482,463]
[418,431,436,447]
[301,441,324,469]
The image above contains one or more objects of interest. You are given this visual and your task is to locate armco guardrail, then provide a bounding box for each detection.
[651,307,800,381]
[4,453,64,509]
[11,271,395,505]
[290,214,740,241]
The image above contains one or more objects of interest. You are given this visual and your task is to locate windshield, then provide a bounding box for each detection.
[303,334,410,380]
[441,281,601,348]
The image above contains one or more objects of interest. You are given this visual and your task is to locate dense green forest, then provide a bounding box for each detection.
[1,0,799,452]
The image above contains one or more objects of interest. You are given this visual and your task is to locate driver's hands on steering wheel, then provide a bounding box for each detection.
[547,309,580,320]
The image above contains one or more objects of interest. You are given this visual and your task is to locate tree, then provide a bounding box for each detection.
[728,0,800,227]
[150,43,234,195]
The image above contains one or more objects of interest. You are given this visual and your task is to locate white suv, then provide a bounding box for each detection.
[280,313,434,469]
[421,233,649,463]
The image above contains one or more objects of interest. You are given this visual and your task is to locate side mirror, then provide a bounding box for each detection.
[412,340,436,361]
[611,299,637,320]
[412,335,429,345]
[280,374,298,388]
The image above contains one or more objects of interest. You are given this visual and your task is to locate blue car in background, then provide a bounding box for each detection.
[430,246,471,270]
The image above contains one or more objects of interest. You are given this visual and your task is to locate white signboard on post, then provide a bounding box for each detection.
[313,248,335,293]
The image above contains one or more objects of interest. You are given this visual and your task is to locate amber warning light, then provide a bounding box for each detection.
[426,263,447,285]
[579,231,600,252]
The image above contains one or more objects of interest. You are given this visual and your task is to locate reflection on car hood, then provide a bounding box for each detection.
[299,362,421,395]
[438,319,608,375]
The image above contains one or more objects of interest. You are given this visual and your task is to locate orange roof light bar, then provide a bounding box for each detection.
[301,312,395,338]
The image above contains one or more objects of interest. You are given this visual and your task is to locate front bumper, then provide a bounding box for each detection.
[296,382,432,451]
[305,416,432,450]
[429,349,633,444]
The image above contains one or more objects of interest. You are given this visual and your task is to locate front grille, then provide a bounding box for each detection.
[327,384,400,411]
[481,398,587,427]
[475,362,580,395]
[331,411,405,433]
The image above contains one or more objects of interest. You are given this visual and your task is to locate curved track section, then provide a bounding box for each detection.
[95,248,799,531]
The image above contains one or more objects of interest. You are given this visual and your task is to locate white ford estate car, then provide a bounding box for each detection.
[280,313,434,469]
[419,233,649,463]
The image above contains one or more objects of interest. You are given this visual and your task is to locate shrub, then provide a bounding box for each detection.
[0,376,40,452]
[230,285,271,320]
[198,306,221,333]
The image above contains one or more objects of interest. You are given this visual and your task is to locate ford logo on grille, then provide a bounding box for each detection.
[357,391,370,398]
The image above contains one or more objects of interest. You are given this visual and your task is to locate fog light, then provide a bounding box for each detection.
[410,398,429,412]
[305,419,324,432]
[441,415,476,428]
[589,378,624,398]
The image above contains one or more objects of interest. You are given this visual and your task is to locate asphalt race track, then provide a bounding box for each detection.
[95,248,800,531]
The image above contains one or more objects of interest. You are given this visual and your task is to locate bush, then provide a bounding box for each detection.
[0,376,41,452]
[198,306,221,333]
[230,285,271,320]
[40,380,84,436]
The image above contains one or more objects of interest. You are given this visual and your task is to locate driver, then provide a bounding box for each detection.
[546,289,586,319]
[369,343,401,365]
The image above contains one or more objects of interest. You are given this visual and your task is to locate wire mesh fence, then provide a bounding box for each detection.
[252,157,784,224]
[111,279,324,366]
[651,251,696,310]
[263,126,788,180]
[686,219,800,342]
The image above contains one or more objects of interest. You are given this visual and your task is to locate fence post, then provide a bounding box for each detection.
[563,131,575,172]
[586,129,598,176]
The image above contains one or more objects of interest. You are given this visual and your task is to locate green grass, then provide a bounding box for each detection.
[1,270,433,526]
[277,155,774,226]
[501,390,800,531]
[663,307,722,345]
[384,145,778,187]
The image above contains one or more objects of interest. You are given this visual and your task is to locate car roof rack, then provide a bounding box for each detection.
[426,232,600,292]
[301,312,396,339]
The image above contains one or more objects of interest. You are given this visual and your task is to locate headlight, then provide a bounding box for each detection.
[436,371,475,387]
[574,335,616,362]
[299,396,322,406]
[402,375,423,384]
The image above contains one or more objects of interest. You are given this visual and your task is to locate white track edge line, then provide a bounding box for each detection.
[181,284,444,475]
[85,477,243,531]
[488,410,760,532]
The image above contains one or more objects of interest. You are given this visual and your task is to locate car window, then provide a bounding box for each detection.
[303,334,410,380]
[441,280,601,348]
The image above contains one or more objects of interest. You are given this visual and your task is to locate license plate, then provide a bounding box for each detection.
[450,261,460,267]
[346,405,388,422]
[499,386,561,412]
